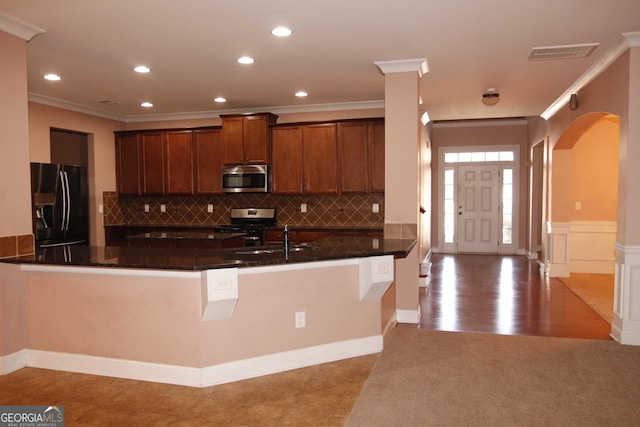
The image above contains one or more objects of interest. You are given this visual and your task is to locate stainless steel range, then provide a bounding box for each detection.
[214,208,276,246]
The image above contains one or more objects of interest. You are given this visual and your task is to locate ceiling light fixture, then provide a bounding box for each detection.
[237,56,255,65]
[294,91,308,98]
[44,73,61,81]
[272,26,292,37]
[134,65,150,73]
[140,101,153,108]
[482,88,500,106]
[214,97,226,103]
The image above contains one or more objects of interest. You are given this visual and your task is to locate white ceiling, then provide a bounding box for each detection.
[1,0,639,122]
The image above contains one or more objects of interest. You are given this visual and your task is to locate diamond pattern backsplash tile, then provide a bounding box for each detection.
[103,192,384,228]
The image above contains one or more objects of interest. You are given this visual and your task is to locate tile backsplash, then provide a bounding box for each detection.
[104,192,384,228]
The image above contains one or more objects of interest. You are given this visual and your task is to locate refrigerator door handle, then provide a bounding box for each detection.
[60,170,71,231]
[64,171,71,231]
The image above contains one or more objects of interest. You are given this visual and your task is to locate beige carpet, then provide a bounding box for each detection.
[559,273,614,324]
[346,328,640,426]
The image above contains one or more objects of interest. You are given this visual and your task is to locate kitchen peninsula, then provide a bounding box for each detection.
[0,236,415,388]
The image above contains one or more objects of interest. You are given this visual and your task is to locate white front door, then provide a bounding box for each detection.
[457,165,500,253]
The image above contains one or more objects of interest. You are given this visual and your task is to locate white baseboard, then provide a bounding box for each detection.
[0,349,28,374]
[200,335,382,387]
[1,335,383,388]
[396,307,421,324]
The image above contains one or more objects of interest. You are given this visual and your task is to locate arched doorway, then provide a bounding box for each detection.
[545,113,619,321]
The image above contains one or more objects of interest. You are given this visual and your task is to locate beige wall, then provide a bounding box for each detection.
[0,32,32,239]
[569,117,619,222]
[545,48,639,246]
[0,264,28,356]
[28,102,124,246]
[23,262,380,367]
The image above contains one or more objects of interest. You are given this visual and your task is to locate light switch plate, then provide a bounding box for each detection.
[207,204,214,213]
[144,204,150,213]
[295,311,306,328]
[300,203,307,213]
[372,203,380,213]
[160,204,166,213]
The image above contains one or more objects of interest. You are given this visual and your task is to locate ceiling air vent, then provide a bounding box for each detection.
[528,43,599,61]
[96,98,121,105]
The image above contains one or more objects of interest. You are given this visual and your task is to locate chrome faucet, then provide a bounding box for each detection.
[283,224,289,252]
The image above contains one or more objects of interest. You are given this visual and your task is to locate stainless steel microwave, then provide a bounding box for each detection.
[221,164,270,193]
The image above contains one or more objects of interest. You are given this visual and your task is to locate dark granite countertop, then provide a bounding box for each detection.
[264,225,383,231]
[126,231,246,241]
[2,236,416,271]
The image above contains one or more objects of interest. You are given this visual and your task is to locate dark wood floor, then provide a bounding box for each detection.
[410,253,613,340]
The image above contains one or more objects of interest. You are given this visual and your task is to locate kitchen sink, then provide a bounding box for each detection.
[231,244,318,255]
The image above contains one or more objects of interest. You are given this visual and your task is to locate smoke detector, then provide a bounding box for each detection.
[482,88,500,106]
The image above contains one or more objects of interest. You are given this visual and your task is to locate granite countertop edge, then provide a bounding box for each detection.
[1,237,416,272]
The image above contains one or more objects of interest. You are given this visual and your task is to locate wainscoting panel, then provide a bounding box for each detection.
[569,221,616,274]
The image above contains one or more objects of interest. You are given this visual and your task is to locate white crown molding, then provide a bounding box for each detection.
[374,59,429,78]
[432,118,527,128]
[28,92,126,122]
[28,92,384,123]
[124,100,385,123]
[0,11,45,41]
[623,31,640,48]
[541,32,640,120]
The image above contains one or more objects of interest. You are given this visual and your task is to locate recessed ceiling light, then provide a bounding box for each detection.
[141,101,153,108]
[214,97,226,103]
[134,65,151,73]
[295,91,308,98]
[272,26,292,37]
[237,56,255,65]
[44,73,61,81]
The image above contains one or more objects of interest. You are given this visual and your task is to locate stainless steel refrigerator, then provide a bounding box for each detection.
[30,162,89,248]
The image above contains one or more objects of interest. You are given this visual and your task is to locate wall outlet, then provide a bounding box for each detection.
[575,201,582,210]
[160,204,166,213]
[98,204,103,214]
[295,311,306,328]
[144,204,150,213]
[372,203,380,213]
[300,203,307,213]
[207,204,214,213]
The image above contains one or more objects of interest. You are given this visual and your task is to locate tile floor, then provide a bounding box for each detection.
[0,355,378,427]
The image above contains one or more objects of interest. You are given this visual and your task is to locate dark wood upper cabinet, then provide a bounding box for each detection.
[115,133,141,195]
[114,117,382,197]
[221,113,277,165]
[140,132,165,195]
[369,120,385,193]
[338,122,369,193]
[165,130,194,195]
[271,126,303,194]
[302,123,338,194]
[194,128,223,194]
